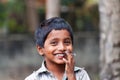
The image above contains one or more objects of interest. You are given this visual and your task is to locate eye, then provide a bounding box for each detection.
[64,39,72,45]
[50,41,58,46]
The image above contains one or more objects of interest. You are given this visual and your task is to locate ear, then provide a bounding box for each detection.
[36,45,44,56]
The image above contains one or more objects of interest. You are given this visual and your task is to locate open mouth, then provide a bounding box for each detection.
[54,53,66,59]
[56,54,65,57]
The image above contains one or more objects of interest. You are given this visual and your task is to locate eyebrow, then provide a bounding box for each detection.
[50,37,71,42]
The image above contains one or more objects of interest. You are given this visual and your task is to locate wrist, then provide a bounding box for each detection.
[67,73,76,80]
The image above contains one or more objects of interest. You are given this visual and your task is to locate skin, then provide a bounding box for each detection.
[37,29,76,80]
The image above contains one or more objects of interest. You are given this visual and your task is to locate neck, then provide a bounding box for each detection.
[45,61,65,74]
[45,61,66,80]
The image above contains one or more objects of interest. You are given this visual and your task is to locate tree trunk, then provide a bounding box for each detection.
[25,0,38,34]
[46,0,60,19]
[99,0,120,80]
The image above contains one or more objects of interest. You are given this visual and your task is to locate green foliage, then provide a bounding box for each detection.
[76,18,84,30]
[0,0,27,33]
[8,0,25,15]
[61,0,99,31]
[61,0,74,5]
[8,18,26,33]
[0,3,7,28]
[38,7,45,21]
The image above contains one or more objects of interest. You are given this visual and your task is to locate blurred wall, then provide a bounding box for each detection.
[0,32,99,80]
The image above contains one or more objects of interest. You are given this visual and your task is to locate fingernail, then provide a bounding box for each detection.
[65,50,76,56]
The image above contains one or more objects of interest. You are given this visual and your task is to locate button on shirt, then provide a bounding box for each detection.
[25,61,90,80]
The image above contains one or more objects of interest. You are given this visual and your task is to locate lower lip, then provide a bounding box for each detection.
[55,55,65,59]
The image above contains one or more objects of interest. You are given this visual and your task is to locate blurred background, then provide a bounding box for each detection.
[0,0,100,80]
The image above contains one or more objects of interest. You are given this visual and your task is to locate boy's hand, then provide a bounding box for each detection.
[63,52,76,80]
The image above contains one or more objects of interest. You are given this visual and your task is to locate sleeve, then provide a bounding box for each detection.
[81,70,90,80]
[24,72,37,80]
[76,69,90,80]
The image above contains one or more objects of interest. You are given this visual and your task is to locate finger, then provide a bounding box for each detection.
[63,58,69,64]
[66,52,74,62]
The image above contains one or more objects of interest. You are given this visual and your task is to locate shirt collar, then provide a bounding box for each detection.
[35,60,82,75]
[36,61,49,75]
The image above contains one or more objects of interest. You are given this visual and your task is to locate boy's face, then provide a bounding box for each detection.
[38,29,73,64]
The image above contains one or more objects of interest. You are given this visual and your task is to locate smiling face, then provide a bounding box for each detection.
[37,29,73,65]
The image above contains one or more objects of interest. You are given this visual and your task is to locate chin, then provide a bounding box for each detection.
[56,60,65,64]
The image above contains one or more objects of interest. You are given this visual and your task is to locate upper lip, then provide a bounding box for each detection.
[54,52,66,55]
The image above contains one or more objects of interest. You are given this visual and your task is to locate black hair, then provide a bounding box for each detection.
[35,17,73,47]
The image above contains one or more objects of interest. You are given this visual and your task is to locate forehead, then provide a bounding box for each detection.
[46,29,71,39]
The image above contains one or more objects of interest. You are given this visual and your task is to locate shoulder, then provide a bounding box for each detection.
[75,66,88,73]
[25,71,37,80]
[24,64,46,80]
[75,67,90,80]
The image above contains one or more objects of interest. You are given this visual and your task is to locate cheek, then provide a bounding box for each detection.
[67,45,73,51]
[44,46,55,54]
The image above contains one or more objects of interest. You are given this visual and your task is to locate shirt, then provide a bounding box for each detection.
[25,61,90,80]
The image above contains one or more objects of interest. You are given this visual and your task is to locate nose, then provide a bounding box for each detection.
[58,42,66,51]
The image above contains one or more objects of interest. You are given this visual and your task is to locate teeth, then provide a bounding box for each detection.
[56,54,65,57]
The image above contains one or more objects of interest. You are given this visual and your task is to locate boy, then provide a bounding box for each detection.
[25,17,90,80]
